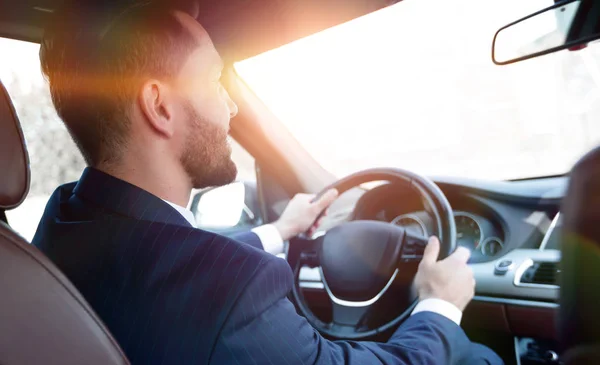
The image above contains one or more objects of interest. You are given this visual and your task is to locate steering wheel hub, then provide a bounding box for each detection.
[320,221,405,302]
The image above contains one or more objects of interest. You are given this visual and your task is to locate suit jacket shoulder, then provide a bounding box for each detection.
[31,175,281,364]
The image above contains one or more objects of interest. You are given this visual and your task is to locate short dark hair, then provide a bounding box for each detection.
[40,1,198,166]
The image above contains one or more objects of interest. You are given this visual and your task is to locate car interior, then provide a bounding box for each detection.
[1,0,600,364]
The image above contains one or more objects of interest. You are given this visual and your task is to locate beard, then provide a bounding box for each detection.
[180,101,237,189]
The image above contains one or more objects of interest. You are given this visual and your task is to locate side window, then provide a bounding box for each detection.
[0,37,259,237]
[231,139,257,183]
[190,141,262,231]
[1,37,86,241]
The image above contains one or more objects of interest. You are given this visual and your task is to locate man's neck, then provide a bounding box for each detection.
[95,162,192,208]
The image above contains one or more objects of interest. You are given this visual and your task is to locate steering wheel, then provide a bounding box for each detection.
[288,168,456,340]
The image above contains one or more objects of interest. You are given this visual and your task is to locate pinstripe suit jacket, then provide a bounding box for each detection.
[32,167,475,364]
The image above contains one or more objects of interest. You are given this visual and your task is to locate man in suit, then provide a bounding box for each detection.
[33,1,502,364]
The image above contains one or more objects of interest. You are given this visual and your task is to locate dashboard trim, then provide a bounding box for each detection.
[513,258,560,289]
[472,249,560,301]
[391,213,428,237]
[473,295,558,309]
[539,212,560,251]
[481,236,504,257]
[299,249,561,302]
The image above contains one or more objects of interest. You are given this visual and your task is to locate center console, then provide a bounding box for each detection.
[465,212,563,365]
[515,337,561,365]
[514,213,563,365]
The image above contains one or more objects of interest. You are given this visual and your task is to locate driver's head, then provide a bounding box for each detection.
[40,1,238,189]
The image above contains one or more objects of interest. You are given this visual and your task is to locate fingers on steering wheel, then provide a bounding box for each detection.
[421,237,440,265]
[311,188,339,206]
[449,246,471,264]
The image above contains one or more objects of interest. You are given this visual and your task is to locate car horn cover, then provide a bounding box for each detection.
[320,221,405,302]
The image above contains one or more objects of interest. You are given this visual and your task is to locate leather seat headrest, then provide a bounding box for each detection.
[0,80,30,210]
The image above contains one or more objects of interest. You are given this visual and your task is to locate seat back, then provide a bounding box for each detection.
[0,75,29,222]
[560,145,600,357]
[0,79,129,365]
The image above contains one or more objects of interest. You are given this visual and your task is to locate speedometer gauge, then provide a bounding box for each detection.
[391,214,428,237]
[454,213,483,251]
[481,237,504,256]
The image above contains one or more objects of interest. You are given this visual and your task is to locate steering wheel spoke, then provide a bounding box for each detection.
[399,232,429,263]
[330,302,370,328]
[288,234,323,268]
[301,235,323,267]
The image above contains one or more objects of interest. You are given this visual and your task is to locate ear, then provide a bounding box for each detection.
[137,80,175,138]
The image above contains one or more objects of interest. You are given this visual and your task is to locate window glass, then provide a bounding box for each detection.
[1,37,86,241]
[1,37,256,240]
[235,0,600,181]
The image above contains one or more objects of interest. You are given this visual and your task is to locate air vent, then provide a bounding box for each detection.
[520,262,559,285]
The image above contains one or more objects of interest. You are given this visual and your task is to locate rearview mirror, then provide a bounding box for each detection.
[492,0,587,65]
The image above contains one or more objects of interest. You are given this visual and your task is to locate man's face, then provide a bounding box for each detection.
[172,12,239,189]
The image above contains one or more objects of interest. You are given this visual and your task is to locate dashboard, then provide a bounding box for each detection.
[297,175,567,349]
[349,180,557,263]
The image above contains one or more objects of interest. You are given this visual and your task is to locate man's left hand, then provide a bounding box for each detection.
[273,189,339,241]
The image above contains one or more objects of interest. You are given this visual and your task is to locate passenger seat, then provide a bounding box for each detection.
[560,145,600,364]
[0,79,129,365]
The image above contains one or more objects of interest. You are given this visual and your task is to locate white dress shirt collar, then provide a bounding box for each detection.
[162,199,198,228]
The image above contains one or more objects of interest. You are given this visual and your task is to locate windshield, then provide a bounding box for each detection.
[235,0,600,180]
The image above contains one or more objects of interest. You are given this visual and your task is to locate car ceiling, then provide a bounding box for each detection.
[0,0,401,62]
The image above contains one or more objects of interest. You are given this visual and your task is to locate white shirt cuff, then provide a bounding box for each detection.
[251,224,284,255]
[411,298,463,326]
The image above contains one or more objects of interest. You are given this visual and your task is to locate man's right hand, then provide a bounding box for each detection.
[413,236,475,311]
